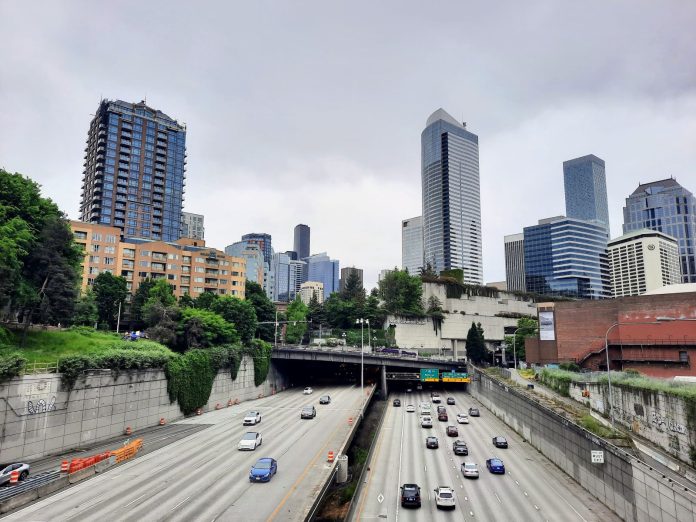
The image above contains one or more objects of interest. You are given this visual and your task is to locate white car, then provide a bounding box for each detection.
[456,413,469,424]
[461,462,479,479]
[434,486,456,509]
[238,432,262,450]
[243,411,261,426]
[419,403,431,415]
[421,416,433,428]
[432,394,441,403]
[406,404,415,412]
[303,387,313,395]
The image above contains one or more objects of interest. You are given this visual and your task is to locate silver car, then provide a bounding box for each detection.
[0,463,30,485]
[461,462,479,479]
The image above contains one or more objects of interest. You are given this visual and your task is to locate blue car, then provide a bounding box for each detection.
[249,457,278,482]
[486,458,505,474]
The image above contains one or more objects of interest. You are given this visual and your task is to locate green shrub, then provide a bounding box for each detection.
[0,326,11,347]
[207,344,243,380]
[579,414,620,439]
[559,362,581,372]
[165,350,216,415]
[245,339,273,386]
[58,354,96,388]
[340,482,357,504]
[539,368,572,397]
[0,353,27,380]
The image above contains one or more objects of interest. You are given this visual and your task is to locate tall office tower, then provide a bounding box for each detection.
[270,252,291,302]
[289,260,307,301]
[421,109,482,283]
[623,178,696,283]
[79,99,186,242]
[306,253,340,297]
[504,233,525,292]
[181,212,204,240]
[339,267,364,292]
[607,229,681,297]
[294,224,310,260]
[523,216,611,299]
[563,155,609,233]
[241,233,272,265]
[285,250,298,261]
[401,216,424,275]
[225,241,265,284]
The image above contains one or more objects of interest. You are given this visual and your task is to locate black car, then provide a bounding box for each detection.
[393,398,401,407]
[453,440,468,455]
[400,483,422,508]
[319,395,331,404]
[446,397,455,405]
[493,436,508,448]
[469,407,480,417]
[426,436,439,449]
[438,411,448,422]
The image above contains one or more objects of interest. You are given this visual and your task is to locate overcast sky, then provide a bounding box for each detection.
[2,1,695,291]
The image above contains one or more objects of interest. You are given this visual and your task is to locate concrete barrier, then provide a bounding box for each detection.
[95,456,117,473]
[68,465,96,484]
[36,475,69,498]
[0,489,39,514]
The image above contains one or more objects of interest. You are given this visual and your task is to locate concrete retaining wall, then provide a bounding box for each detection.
[0,357,288,461]
[470,368,696,522]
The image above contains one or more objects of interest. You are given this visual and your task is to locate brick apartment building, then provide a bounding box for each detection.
[71,221,246,300]
[526,290,696,377]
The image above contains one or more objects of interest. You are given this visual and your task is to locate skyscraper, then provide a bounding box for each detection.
[241,233,273,266]
[401,216,423,275]
[270,252,290,302]
[225,241,264,285]
[339,267,364,292]
[306,253,340,297]
[421,109,482,283]
[563,155,609,233]
[504,233,525,292]
[523,217,611,299]
[180,212,204,240]
[79,99,187,242]
[294,224,310,260]
[622,178,696,283]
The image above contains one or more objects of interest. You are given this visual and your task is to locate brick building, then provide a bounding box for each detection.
[526,290,696,377]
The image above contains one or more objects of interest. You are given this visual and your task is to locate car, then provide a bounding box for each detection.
[438,411,448,422]
[0,463,30,485]
[432,394,441,403]
[493,436,509,448]
[406,388,413,393]
[446,425,458,437]
[406,404,415,412]
[469,407,480,417]
[416,383,423,390]
[436,405,446,414]
[456,413,469,424]
[300,406,316,419]
[419,403,432,415]
[243,411,261,426]
[433,486,456,509]
[452,440,468,455]
[461,462,479,479]
[249,457,277,482]
[400,483,421,508]
[486,457,506,474]
[393,398,401,407]
[426,436,439,449]
[319,395,331,404]
[303,387,313,395]
[238,432,263,451]
[421,416,433,428]
[446,397,455,405]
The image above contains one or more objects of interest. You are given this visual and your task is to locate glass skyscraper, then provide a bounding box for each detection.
[294,224,310,260]
[563,155,609,233]
[622,178,696,283]
[523,217,611,299]
[241,233,273,266]
[421,109,482,283]
[401,216,423,275]
[504,233,525,292]
[80,99,186,242]
[306,253,340,297]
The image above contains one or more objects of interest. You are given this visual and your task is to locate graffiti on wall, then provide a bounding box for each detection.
[651,411,687,435]
[27,396,56,415]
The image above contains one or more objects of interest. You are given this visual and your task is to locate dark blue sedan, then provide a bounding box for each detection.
[249,457,278,482]
[486,458,505,474]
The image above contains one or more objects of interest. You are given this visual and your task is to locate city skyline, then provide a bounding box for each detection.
[2,2,696,291]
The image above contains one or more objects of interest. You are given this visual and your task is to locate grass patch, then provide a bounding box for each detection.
[518,368,535,380]
[579,414,621,439]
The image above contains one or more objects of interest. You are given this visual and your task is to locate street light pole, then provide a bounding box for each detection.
[356,318,367,415]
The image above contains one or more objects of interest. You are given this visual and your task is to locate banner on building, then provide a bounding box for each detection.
[539,311,555,341]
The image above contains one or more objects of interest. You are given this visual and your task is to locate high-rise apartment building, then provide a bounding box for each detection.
[300,281,324,304]
[241,233,273,266]
[402,216,424,275]
[563,155,609,233]
[306,253,340,297]
[294,224,310,260]
[622,178,696,283]
[504,233,525,292]
[339,267,364,292]
[607,229,681,297]
[421,109,482,283]
[523,216,611,299]
[289,260,307,301]
[181,212,204,240]
[79,99,186,242]
[225,241,264,285]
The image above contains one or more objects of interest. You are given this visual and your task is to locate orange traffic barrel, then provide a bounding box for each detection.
[196,408,202,416]
[227,399,233,407]
[61,460,69,473]
[327,451,335,463]
[125,426,132,435]
[159,418,166,425]
[215,403,222,410]
[10,470,19,484]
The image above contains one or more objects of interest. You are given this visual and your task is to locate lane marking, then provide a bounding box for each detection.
[170,496,190,512]
[494,492,502,504]
[122,493,148,509]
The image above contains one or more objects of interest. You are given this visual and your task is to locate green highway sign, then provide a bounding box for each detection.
[441,371,470,383]
[420,368,439,382]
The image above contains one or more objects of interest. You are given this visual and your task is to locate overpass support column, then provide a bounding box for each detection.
[381,364,388,399]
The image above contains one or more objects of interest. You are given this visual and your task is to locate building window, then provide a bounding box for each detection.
[680,351,688,363]
[74,231,87,240]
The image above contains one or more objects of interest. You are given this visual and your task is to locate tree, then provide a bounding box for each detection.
[92,272,128,329]
[285,297,308,344]
[324,293,356,329]
[177,308,238,349]
[179,293,195,309]
[73,290,98,326]
[148,279,176,307]
[340,270,365,302]
[211,296,257,344]
[194,291,218,310]
[129,279,156,329]
[378,269,423,315]
[465,321,487,364]
[418,262,437,278]
[504,317,538,361]
[245,281,276,341]
[143,300,180,348]
[307,292,326,330]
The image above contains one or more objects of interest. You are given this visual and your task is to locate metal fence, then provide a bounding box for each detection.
[22,360,60,375]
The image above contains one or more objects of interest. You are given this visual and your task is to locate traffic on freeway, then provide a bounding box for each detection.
[4,385,366,522]
[352,388,621,522]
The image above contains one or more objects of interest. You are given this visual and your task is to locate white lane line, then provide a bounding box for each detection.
[169,496,190,512]
[524,491,528,496]
[470,511,474,517]
[122,493,148,509]
[494,492,502,504]
[535,505,540,510]
[395,402,405,522]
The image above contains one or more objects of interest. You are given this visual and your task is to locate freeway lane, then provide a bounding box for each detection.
[5,385,366,522]
[352,389,620,522]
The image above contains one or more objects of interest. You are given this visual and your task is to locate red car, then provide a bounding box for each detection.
[446,425,458,437]
[438,412,448,422]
